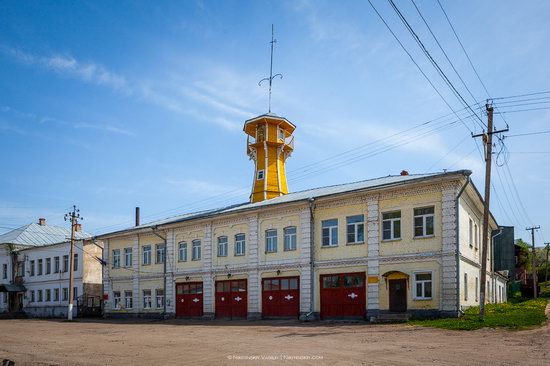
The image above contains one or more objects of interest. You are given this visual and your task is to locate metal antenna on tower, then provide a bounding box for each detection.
[258,24,283,113]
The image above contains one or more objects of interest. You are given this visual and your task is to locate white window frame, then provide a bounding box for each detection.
[265,229,277,253]
[63,255,69,272]
[257,169,265,180]
[38,289,43,302]
[413,206,435,238]
[474,223,479,250]
[54,256,60,273]
[413,271,433,300]
[112,249,121,269]
[178,242,188,262]
[346,215,365,244]
[124,247,132,268]
[62,288,68,301]
[124,291,133,309]
[283,226,297,251]
[46,289,51,302]
[217,236,228,257]
[113,291,121,310]
[469,218,474,248]
[321,219,339,247]
[143,290,152,309]
[475,277,479,302]
[464,273,468,301]
[2,263,7,279]
[156,244,166,264]
[192,240,201,261]
[30,290,35,302]
[54,288,59,302]
[142,245,152,265]
[234,234,246,256]
[382,211,401,241]
[30,260,35,276]
[156,289,164,309]
[73,253,78,272]
[38,259,43,275]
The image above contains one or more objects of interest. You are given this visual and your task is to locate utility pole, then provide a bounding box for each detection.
[64,205,83,320]
[526,226,540,298]
[471,102,508,321]
[545,243,549,283]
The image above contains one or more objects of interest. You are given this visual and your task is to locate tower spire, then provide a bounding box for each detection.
[258,24,283,113]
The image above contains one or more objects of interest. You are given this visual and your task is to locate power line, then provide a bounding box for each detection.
[491,90,550,101]
[495,106,550,114]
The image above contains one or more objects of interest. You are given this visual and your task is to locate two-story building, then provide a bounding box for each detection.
[0,219,103,317]
[97,113,507,320]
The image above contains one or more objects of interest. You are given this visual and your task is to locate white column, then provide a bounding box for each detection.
[132,235,139,315]
[247,215,260,318]
[367,196,380,318]
[202,223,214,318]
[165,229,175,315]
[299,207,312,317]
[441,186,458,314]
[102,239,111,315]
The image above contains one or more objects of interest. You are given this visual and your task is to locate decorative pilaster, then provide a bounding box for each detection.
[247,215,260,318]
[165,229,175,314]
[102,239,111,314]
[441,185,458,313]
[299,207,312,316]
[366,195,380,317]
[132,235,139,314]
[202,223,214,318]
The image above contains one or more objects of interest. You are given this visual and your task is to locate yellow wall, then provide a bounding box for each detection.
[108,237,133,279]
[138,234,165,273]
[212,223,249,266]
[314,202,367,261]
[379,261,440,310]
[379,190,442,256]
[174,229,204,271]
[259,214,301,262]
[139,279,164,313]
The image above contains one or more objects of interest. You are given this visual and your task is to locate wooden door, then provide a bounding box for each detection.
[389,279,407,313]
[176,282,203,317]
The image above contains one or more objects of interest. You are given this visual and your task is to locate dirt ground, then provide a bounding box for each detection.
[0,318,549,366]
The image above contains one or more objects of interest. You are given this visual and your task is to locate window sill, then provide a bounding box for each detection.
[381,238,401,243]
[234,253,246,257]
[346,241,365,246]
[191,259,201,262]
[413,235,435,240]
[320,245,338,249]
[178,260,187,263]
[265,251,278,254]
[283,248,297,252]
[413,297,433,301]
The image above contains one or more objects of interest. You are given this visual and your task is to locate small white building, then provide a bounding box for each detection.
[0,218,103,318]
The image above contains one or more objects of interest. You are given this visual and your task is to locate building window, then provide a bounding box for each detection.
[265,229,277,253]
[178,242,187,262]
[124,248,132,268]
[321,219,338,247]
[464,273,468,301]
[156,244,166,264]
[474,223,479,250]
[38,259,43,275]
[54,288,59,302]
[124,291,133,309]
[278,128,285,141]
[63,255,69,272]
[257,170,265,180]
[2,263,7,279]
[284,227,297,251]
[192,240,201,261]
[218,236,228,257]
[235,234,246,256]
[46,289,51,302]
[73,287,78,301]
[44,258,50,275]
[113,291,121,310]
[414,272,433,300]
[142,245,152,265]
[346,215,364,243]
[73,253,78,271]
[156,289,164,309]
[30,260,35,276]
[475,277,479,302]
[112,249,121,269]
[30,290,35,302]
[414,207,435,237]
[54,256,60,273]
[382,211,401,240]
[468,218,474,248]
[143,290,152,309]
[37,290,43,302]
[62,288,68,301]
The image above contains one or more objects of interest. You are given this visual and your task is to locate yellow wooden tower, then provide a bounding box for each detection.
[244,114,295,203]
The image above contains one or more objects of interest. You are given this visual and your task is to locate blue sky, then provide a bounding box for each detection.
[1,0,549,244]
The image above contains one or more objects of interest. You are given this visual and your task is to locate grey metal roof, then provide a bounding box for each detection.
[0,223,92,246]
[100,170,470,237]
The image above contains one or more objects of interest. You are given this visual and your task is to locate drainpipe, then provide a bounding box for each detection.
[151,226,167,317]
[491,228,503,303]
[307,197,315,320]
[455,175,470,316]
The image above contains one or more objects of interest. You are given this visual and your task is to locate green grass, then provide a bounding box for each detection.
[409,298,548,330]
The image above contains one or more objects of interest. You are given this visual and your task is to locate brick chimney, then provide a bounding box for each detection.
[75,223,82,232]
[400,170,409,176]
[135,207,140,227]
[38,218,46,226]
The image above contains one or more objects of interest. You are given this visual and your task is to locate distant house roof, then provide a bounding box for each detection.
[0,223,92,247]
[99,170,472,238]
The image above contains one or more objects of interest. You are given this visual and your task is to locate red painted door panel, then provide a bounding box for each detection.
[262,277,300,318]
[215,279,247,319]
[176,282,203,317]
[320,273,366,319]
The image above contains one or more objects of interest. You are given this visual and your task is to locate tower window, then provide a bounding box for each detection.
[257,170,265,180]
[279,128,285,140]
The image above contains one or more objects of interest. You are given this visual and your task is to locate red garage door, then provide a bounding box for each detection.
[215,279,247,319]
[320,273,366,319]
[262,277,300,318]
[176,282,203,317]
